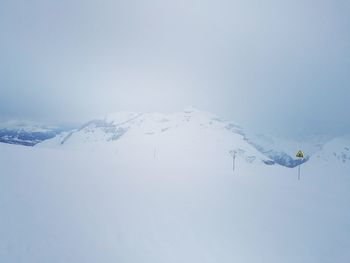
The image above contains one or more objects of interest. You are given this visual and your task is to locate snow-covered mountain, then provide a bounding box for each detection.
[37,108,350,167]
[1,109,349,167]
[38,108,275,165]
[0,120,65,146]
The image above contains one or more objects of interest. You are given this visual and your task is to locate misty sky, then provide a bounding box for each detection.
[0,0,349,137]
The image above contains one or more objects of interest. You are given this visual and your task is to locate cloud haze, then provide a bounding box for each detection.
[1,0,349,137]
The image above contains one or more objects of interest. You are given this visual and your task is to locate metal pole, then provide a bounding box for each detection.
[298,164,300,180]
[233,152,236,173]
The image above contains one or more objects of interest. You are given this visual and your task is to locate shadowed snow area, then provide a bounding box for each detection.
[1,127,350,262]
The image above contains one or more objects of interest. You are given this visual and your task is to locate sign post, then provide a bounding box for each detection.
[295,150,304,180]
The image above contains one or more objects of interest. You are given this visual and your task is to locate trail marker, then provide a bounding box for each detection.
[295,150,304,180]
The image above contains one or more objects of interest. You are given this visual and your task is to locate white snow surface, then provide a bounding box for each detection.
[1,109,350,262]
[1,143,349,263]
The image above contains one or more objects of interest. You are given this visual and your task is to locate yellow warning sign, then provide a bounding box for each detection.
[296,150,304,158]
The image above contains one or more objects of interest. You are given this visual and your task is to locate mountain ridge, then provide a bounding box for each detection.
[1,109,349,167]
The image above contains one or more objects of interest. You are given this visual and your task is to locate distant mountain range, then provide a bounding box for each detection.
[1,108,349,167]
[0,120,69,146]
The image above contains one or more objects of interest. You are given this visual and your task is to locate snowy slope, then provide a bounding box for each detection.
[312,135,350,163]
[243,133,333,167]
[1,138,349,263]
[38,108,273,165]
[1,109,350,262]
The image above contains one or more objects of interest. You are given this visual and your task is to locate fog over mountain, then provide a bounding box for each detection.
[2,2,350,261]
[1,0,349,138]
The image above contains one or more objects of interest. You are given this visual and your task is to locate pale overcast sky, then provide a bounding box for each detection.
[0,0,349,137]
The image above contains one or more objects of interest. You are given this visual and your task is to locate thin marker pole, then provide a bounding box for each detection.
[298,164,301,180]
[232,152,236,173]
